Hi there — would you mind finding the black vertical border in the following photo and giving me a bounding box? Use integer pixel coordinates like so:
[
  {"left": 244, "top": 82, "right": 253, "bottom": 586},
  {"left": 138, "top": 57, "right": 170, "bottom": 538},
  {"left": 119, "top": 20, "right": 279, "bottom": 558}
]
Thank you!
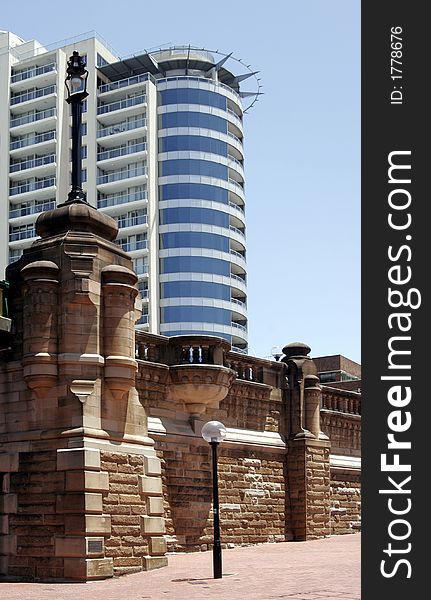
[{"left": 362, "top": 1, "right": 428, "bottom": 597}]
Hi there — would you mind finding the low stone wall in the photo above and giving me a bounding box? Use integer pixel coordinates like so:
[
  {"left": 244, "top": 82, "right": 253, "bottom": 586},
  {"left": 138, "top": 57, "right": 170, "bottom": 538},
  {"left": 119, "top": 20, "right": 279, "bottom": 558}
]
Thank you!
[
  {"left": 330, "top": 470, "right": 361, "bottom": 534},
  {"left": 5, "top": 450, "right": 65, "bottom": 580},
  {"left": 157, "top": 442, "right": 286, "bottom": 552}
]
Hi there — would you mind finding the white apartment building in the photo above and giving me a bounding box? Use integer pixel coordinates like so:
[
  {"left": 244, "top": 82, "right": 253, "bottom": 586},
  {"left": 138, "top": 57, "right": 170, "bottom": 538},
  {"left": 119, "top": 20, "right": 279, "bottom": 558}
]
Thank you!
[{"left": 0, "top": 31, "right": 258, "bottom": 351}]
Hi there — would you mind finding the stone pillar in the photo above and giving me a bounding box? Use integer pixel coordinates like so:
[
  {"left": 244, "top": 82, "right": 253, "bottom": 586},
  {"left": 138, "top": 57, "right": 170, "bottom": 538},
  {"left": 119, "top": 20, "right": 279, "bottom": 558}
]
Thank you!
[
  {"left": 0, "top": 201, "right": 166, "bottom": 581},
  {"left": 283, "top": 343, "right": 331, "bottom": 540},
  {"left": 21, "top": 260, "right": 59, "bottom": 404},
  {"left": 101, "top": 265, "right": 146, "bottom": 442}
]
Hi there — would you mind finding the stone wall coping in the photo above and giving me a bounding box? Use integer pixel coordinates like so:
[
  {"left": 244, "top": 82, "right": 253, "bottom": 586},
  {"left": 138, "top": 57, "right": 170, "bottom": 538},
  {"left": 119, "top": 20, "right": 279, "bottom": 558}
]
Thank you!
[
  {"left": 330, "top": 454, "right": 361, "bottom": 470},
  {"left": 321, "top": 409, "right": 361, "bottom": 421},
  {"left": 322, "top": 385, "right": 361, "bottom": 399},
  {"left": 147, "top": 416, "right": 285, "bottom": 448}
]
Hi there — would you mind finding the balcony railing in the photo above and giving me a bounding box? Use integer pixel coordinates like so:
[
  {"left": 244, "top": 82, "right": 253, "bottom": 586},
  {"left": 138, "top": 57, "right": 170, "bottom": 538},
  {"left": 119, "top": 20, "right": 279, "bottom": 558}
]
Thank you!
[
  {"left": 231, "top": 321, "right": 247, "bottom": 333},
  {"left": 231, "top": 273, "right": 246, "bottom": 285},
  {"left": 229, "top": 178, "right": 244, "bottom": 193},
  {"left": 9, "top": 200, "right": 55, "bottom": 219},
  {"left": 97, "top": 142, "right": 147, "bottom": 162},
  {"left": 322, "top": 392, "right": 361, "bottom": 415},
  {"left": 10, "top": 130, "right": 56, "bottom": 151},
  {"left": 228, "top": 155, "right": 244, "bottom": 169},
  {"left": 10, "top": 108, "right": 56, "bottom": 129},
  {"left": 99, "top": 73, "right": 151, "bottom": 94},
  {"left": 10, "top": 84, "right": 56, "bottom": 105},
  {"left": 227, "top": 108, "right": 243, "bottom": 123},
  {"left": 230, "top": 249, "right": 246, "bottom": 261},
  {"left": 231, "top": 297, "right": 246, "bottom": 308},
  {"left": 97, "top": 94, "right": 147, "bottom": 115},
  {"left": 10, "top": 154, "right": 56, "bottom": 173},
  {"left": 97, "top": 117, "right": 147, "bottom": 138},
  {"left": 97, "top": 166, "right": 147, "bottom": 185},
  {"left": 228, "top": 131, "right": 242, "bottom": 145},
  {"left": 230, "top": 225, "right": 245, "bottom": 237},
  {"left": 134, "top": 332, "right": 280, "bottom": 387},
  {"left": 9, "top": 177, "right": 56, "bottom": 196},
  {"left": 134, "top": 261, "right": 149, "bottom": 275},
  {"left": 137, "top": 313, "right": 149, "bottom": 325},
  {"left": 11, "top": 62, "right": 56, "bottom": 83},
  {"left": 9, "top": 227, "right": 37, "bottom": 242},
  {"left": 117, "top": 215, "right": 148, "bottom": 228},
  {"left": 118, "top": 240, "right": 148, "bottom": 252},
  {"left": 97, "top": 189, "right": 148, "bottom": 209},
  {"left": 229, "top": 200, "right": 245, "bottom": 213}
]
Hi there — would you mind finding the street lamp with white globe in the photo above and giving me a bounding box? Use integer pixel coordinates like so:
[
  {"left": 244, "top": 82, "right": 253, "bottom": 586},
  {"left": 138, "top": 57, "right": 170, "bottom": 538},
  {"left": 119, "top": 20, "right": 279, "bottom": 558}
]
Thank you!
[{"left": 201, "top": 420, "right": 227, "bottom": 579}]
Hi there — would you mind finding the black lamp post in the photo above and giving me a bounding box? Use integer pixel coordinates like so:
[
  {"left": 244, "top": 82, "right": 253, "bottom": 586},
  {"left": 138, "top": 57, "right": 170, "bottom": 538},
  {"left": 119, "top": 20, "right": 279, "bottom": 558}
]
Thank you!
[
  {"left": 65, "top": 51, "right": 89, "bottom": 204},
  {"left": 201, "top": 420, "right": 227, "bottom": 579}
]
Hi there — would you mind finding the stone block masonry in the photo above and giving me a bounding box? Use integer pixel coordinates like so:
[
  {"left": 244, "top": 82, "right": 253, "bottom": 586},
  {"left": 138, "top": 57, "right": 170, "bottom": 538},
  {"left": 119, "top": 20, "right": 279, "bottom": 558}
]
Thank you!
[
  {"left": 330, "top": 471, "right": 361, "bottom": 534},
  {"left": 158, "top": 443, "right": 286, "bottom": 552},
  {"left": 101, "top": 451, "right": 167, "bottom": 576},
  {"left": 0, "top": 198, "right": 361, "bottom": 581}
]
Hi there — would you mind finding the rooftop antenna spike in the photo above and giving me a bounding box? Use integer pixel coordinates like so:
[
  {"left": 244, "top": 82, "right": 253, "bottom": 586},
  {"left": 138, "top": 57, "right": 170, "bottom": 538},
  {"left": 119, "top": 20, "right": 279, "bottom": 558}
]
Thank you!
[{"left": 185, "top": 43, "right": 191, "bottom": 75}]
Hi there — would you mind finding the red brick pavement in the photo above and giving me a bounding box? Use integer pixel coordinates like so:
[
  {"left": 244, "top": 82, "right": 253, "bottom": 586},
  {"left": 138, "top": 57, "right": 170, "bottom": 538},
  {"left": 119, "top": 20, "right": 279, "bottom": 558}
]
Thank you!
[{"left": 0, "top": 534, "right": 360, "bottom": 600}]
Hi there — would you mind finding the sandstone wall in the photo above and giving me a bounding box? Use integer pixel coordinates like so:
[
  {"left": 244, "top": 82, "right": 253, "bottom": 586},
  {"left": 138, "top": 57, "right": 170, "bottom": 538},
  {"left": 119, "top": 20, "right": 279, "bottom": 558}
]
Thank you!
[
  {"left": 100, "top": 451, "right": 167, "bottom": 576},
  {"left": 330, "top": 470, "right": 361, "bottom": 534},
  {"left": 156, "top": 442, "right": 286, "bottom": 552}
]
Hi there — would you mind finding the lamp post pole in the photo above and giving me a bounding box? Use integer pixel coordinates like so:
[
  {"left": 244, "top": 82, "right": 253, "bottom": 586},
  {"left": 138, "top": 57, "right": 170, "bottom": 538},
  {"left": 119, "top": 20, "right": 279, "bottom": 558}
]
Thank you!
[
  {"left": 211, "top": 440, "right": 222, "bottom": 579},
  {"left": 201, "top": 420, "right": 226, "bottom": 579},
  {"left": 69, "top": 95, "right": 84, "bottom": 201},
  {"left": 65, "top": 51, "right": 89, "bottom": 204}
]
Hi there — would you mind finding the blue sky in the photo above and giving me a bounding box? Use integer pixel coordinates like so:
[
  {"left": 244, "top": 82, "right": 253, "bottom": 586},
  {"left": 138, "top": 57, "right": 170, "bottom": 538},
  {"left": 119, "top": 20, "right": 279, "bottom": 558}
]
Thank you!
[{"left": 2, "top": 0, "right": 360, "bottom": 362}]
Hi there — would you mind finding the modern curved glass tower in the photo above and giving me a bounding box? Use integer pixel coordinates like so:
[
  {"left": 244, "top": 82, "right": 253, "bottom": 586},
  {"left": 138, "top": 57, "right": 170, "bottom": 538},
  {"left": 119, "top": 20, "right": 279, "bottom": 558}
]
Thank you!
[
  {"left": 153, "top": 49, "right": 248, "bottom": 351},
  {"left": 1, "top": 34, "right": 259, "bottom": 353}
]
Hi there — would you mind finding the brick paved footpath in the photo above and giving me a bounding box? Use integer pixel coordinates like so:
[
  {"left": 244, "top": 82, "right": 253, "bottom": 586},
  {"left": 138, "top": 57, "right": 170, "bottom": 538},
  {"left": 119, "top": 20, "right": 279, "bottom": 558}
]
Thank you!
[{"left": 1, "top": 534, "right": 360, "bottom": 600}]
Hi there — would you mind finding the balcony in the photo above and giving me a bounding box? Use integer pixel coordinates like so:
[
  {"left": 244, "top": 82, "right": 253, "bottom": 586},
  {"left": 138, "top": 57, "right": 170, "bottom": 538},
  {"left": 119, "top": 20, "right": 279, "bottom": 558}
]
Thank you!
[
  {"left": 97, "top": 141, "right": 147, "bottom": 163},
  {"left": 97, "top": 189, "right": 148, "bottom": 209},
  {"left": 97, "top": 95, "right": 147, "bottom": 125},
  {"left": 228, "top": 178, "right": 245, "bottom": 202},
  {"left": 97, "top": 166, "right": 147, "bottom": 185},
  {"left": 9, "top": 227, "right": 37, "bottom": 242},
  {"left": 10, "top": 153, "right": 56, "bottom": 174},
  {"left": 10, "top": 84, "right": 56, "bottom": 106},
  {"left": 229, "top": 200, "right": 245, "bottom": 214},
  {"left": 117, "top": 239, "right": 148, "bottom": 253},
  {"left": 9, "top": 177, "right": 56, "bottom": 198},
  {"left": 230, "top": 248, "right": 246, "bottom": 261},
  {"left": 134, "top": 259, "right": 149, "bottom": 275},
  {"left": 97, "top": 94, "right": 147, "bottom": 115},
  {"left": 230, "top": 225, "right": 245, "bottom": 238},
  {"left": 98, "top": 73, "right": 151, "bottom": 95},
  {"left": 137, "top": 313, "right": 149, "bottom": 325},
  {"left": 9, "top": 200, "right": 56, "bottom": 220},
  {"left": 11, "top": 62, "right": 56, "bottom": 84},
  {"left": 97, "top": 166, "right": 147, "bottom": 193},
  {"left": 231, "top": 321, "right": 247, "bottom": 333},
  {"left": 97, "top": 118, "right": 147, "bottom": 143},
  {"left": 10, "top": 130, "right": 56, "bottom": 153},
  {"left": 231, "top": 297, "right": 247, "bottom": 308},
  {"left": 10, "top": 108, "right": 56, "bottom": 132},
  {"left": 117, "top": 215, "right": 148, "bottom": 229},
  {"left": 230, "top": 273, "right": 247, "bottom": 293},
  {"left": 227, "top": 108, "right": 243, "bottom": 130}
]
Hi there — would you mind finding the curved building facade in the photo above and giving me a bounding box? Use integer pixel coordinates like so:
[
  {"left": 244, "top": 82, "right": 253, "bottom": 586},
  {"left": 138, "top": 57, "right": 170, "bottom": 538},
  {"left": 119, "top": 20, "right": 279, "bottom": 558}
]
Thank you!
[{"left": 155, "top": 49, "right": 248, "bottom": 350}]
